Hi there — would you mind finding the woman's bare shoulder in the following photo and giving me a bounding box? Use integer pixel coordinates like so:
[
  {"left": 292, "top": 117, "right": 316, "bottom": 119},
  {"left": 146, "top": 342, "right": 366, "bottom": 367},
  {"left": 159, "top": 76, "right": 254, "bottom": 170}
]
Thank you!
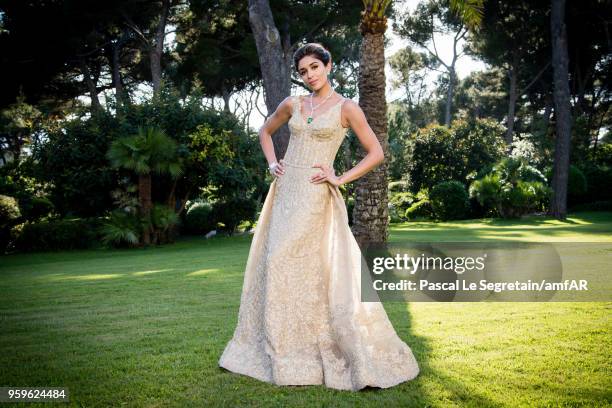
[
  {"left": 277, "top": 95, "right": 300, "bottom": 116},
  {"left": 340, "top": 98, "right": 361, "bottom": 128},
  {"left": 341, "top": 98, "right": 359, "bottom": 111}
]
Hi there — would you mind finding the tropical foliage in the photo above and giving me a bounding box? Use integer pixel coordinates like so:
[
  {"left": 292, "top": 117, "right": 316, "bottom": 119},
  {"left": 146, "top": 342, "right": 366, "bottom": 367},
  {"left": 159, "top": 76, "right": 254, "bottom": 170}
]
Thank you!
[{"left": 0, "top": 0, "right": 609, "bottom": 252}]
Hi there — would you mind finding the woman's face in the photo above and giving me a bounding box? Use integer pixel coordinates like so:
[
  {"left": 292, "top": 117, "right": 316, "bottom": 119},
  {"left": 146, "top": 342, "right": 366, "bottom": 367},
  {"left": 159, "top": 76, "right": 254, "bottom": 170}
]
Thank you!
[{"left": 297, "top": 54, "right": 331, "bottom": 92}]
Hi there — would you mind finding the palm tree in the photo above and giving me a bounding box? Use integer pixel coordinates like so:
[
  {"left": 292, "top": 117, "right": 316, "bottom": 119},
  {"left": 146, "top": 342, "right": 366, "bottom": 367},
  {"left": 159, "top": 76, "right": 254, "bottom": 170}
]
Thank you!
[
  {"left": 449, "top": 0, "right": 484, "bottom": 31},
  {"left": 352, "top": 0, "right": 393, "bottom": 250},
  {"left": 352, "top": 0, "right": 483, "bottom": 250},
  {"left": 107, "top": 126, "right": 183, "bottom": 245}
]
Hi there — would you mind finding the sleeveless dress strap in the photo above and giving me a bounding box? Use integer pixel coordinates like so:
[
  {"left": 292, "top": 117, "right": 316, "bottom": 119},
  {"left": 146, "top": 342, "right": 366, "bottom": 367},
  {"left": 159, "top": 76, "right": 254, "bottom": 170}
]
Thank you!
[
  {"left": 338, "top": 97, "right": 347, "bottom": 128},
  {"left": 293, "top": 95, "right": 303, "bottom": 117}
]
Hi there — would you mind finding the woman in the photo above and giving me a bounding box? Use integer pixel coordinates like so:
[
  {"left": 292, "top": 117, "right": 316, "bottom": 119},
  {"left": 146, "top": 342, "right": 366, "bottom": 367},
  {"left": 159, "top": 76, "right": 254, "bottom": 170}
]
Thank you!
[{"left": 218, "top": 43, "right": 420, "bottom": 391}]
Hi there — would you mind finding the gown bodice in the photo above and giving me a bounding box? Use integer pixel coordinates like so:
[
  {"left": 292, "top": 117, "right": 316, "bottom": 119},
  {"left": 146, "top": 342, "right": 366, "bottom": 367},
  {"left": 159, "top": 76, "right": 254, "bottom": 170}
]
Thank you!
[{"left": 283, "top": 95, "right": 349, "bottom": 169}]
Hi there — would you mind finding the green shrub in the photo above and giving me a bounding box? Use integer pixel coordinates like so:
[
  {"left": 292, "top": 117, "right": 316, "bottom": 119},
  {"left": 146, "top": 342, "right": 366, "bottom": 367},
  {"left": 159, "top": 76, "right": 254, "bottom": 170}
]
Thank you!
[
  {"left": 0, "top": 195, "right": 21, "bottom": 253},
  {"left": 149, "top": 204, "right": 179, "bottom": 230},
  {"left": 580, "top": 164, "right": 612, "bottom": 203},
  {"left": 468, "top": 173, "right": 501, "bottom": 216},
  {"left": 469, "top": 158, "right": 551, "bottom": 218},
  {"left": 405, "top": 199, "right": 433, "bottom": 220},
  {"left": 495, "top": 156, "right": 547, "bottom": 184},
  {"left": 544, "top": 164, "right": 587, "bottom": 206},
  {"left": 0, "top": 195, "right": 21, "bottom": 228},
  {"left": 100, "top": 210, "right": 142, "bottom": 248},
  {"left": 24, "top": 196, "right": 55, "bottom": 221},
  {"left": 388, "top": 202, "right": 404, "bottom": 223},
  {"left": 185, "top": 201, "right": 215, "bottom": 234},
  {"left": 405, "top": 119, "right": 506, "bottom": 194},
  {"left": 388, "top": 191, "right": 415, "bottom": 223},
  {"left": 568, "top": 165, "right": 587, "bottom": 195},
  {"left": 13, "top": 218, "right": 102, "bottom": 252},
  {"left": 389, "top": 191, "right": 414, "bottom": 208},
  {"left": 501, "top": 180, "right": 549, "bottom": 217},
  {"left": 567, "top": 165, "right": 588, "bottom": 207},
  {"left": 466, "top": 196, "right": 488, "bottom": 219},
  {"left": 430, "top": 181, "right": 469, "bottom": 220},
  {"left": 590, "top": 143, "right": 612, "bottom": 166},
  {"left": 388, "top": 180, "right": 409, "bottom": 192},
  {"left": 516, "top": 163, "right": 548, "bottom": 184},
  {"left": 212, "top": 197, "right": 257, "bottom": 235},
  {"left": 149, "top": 203, "right": 180, "bottom": 244},
  {"left": 389, "top": 210, "right": 402, "bottom": 223}
]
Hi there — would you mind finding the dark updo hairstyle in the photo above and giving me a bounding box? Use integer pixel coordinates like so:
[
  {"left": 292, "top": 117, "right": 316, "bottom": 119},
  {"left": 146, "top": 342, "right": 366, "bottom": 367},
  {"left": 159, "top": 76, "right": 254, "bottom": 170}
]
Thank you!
[{"left": 293, "top": 43, "right": 332, "bottom": 73}]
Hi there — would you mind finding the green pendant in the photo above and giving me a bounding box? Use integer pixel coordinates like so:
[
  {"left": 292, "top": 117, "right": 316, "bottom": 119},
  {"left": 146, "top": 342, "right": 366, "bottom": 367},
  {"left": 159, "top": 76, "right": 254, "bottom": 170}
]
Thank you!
[{"left": 307, "top": 116, "right": 313, "bottom": 124}]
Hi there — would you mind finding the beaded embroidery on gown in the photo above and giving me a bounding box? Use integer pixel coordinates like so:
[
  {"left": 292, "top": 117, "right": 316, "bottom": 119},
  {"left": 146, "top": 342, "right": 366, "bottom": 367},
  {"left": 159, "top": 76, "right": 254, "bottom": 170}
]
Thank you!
[{"left": 218, "top": 95, "right": 420, "bottom": 391}]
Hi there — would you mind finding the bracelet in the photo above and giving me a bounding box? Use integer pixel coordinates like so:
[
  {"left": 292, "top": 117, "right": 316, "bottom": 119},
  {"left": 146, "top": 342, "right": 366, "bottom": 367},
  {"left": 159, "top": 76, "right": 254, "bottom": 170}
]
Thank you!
[{"left": 268, "top": 161, "right": 279, "bottom": 174}]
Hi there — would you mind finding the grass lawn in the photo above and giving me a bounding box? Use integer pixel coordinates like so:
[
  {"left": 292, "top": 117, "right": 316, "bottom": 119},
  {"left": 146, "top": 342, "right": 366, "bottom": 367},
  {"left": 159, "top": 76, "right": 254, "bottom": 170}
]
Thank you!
[{"left": 1, "top": 211, "right": 610, "bottom": 407}]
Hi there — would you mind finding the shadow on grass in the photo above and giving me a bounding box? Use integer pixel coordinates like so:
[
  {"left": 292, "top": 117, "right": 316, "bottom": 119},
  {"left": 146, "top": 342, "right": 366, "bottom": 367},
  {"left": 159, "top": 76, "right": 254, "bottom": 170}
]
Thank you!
[
  {"left": 377, "top": 301, "right": 500, "bottom": 406},
  {"left": 389, "top": 211, "right": 612, "bottom": 243},
  {"left": 2, "top": 211, "right": 611, "bottom": 404}
]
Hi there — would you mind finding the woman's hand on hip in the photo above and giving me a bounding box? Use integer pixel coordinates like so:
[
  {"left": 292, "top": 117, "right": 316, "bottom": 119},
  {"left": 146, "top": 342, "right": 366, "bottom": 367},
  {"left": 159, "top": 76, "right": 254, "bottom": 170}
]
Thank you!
[
  {"left": 310, "top": 163, "right": 342, "bottom": 187},
  {"left": 269, "top": 159, "right": 286, "bottom": 177}
]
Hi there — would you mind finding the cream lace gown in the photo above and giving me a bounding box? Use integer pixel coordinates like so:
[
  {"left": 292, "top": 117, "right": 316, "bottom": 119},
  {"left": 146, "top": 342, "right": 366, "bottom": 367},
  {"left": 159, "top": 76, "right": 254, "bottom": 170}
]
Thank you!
[{"left": 218, "top": 95, "right": 420, "bottom": 391}]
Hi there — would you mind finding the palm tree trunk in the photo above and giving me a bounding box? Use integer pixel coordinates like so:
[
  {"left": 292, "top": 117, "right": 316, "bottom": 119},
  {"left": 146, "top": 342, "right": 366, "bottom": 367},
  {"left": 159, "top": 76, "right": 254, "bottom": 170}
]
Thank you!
[{"left": 353, "top": 6, "right": 390, "bottom": 251}]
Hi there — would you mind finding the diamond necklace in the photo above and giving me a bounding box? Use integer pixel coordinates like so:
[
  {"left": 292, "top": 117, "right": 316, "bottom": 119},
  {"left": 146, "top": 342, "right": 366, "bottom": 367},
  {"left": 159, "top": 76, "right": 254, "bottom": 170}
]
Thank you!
[{"left": 307, "top": 88, "right": 335, "bottom": 124}]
